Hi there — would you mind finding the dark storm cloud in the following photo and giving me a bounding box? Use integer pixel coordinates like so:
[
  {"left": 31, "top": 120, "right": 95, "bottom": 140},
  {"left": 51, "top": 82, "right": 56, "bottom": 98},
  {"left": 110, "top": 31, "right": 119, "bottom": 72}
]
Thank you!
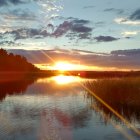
[
  {"left": 8, "top": 48, "right": 140, "bottom": 70},
  {"left": 94, "top": 36, "right": 120, "bottom": 42},
  {"left": 130, "top": 8, "right": 140, "bottom": 20},
  {"left": 0, "top": 0, "right": 26, "bottom": 6}
]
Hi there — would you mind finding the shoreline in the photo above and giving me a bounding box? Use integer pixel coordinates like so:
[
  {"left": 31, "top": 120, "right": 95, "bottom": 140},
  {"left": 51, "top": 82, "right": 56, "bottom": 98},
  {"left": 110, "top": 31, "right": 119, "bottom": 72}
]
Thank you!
[{"left": 0, "top": 70, "right": 140, "bottom": 81}]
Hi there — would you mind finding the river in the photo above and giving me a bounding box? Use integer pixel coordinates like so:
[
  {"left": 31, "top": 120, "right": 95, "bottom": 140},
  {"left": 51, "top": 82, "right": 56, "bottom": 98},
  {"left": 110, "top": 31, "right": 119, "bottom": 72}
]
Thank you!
[{"left": 0, "top": 76, "right": 140, "bottom": 140}]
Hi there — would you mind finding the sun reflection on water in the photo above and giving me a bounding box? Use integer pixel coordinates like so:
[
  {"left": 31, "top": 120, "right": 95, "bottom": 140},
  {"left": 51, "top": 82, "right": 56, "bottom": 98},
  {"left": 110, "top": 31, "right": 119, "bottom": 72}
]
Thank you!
[
  {"left": 37, "top": 75, "right": 82, "bottom": 85},
  {"left": 52, "top": 75, "right": 80, "bottom": 85}
]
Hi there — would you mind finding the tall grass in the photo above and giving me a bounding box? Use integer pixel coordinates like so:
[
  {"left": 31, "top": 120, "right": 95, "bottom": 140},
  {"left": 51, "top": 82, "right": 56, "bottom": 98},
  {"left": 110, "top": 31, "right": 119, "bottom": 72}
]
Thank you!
[{"left": 85, "top": 77, "right": 140, "bottom": 122}]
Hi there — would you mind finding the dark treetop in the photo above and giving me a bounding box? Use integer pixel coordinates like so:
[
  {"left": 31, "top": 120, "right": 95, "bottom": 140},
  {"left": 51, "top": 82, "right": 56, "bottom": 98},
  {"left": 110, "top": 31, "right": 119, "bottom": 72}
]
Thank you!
[{"left": 0, "top": 48, "right": 39, "bottom": 72}]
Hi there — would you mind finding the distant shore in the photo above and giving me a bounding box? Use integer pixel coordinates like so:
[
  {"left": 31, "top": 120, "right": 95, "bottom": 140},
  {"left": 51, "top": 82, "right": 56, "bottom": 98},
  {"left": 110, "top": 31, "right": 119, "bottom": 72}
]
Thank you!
[
  {"left": 1, "top": 70, "right": 140, "bottom": 82},
  {"left": 1, "top": 49, "right": 140, "bottom": 80},
  {"left": 39, "top": 70, "right": 140, "bottom": 78}
]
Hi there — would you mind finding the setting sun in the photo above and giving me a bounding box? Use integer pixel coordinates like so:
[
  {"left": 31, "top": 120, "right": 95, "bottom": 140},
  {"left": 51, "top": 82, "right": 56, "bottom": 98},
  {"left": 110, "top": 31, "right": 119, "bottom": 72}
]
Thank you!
[
  {"left": 53, "top": 61, "right": 79, "bottom": 71},
  {"left": 35, "top": 61, "right": 105, "bottom": 71}
]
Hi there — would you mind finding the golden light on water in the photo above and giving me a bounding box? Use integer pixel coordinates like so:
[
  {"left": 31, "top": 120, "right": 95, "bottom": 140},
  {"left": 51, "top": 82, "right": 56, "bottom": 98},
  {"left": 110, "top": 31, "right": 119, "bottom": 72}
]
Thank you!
[
  {"left": 37, "top": 75, "right": 82, "bottom": 85},
  {"left": 52, "top": 75, "right": 79, "bottom": 85}
]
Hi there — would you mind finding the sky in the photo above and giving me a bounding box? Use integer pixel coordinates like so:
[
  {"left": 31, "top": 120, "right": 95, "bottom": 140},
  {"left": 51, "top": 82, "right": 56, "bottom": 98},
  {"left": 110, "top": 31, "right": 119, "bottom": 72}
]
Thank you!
[{"left": 0, "top": 0, "right": 140, "bottom": 70}]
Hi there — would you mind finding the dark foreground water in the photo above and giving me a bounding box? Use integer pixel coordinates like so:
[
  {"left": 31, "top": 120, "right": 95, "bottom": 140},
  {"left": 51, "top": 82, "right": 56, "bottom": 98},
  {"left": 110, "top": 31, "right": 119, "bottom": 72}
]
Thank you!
[{"left": 0, "top": 76, "right": 140, "bottom": 140}]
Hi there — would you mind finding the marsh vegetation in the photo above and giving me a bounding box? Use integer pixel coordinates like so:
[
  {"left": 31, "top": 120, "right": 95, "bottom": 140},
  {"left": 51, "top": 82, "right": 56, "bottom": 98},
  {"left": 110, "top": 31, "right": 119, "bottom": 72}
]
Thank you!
[{"left": 85, "top": 77, "right": 140, "bottom": 122}]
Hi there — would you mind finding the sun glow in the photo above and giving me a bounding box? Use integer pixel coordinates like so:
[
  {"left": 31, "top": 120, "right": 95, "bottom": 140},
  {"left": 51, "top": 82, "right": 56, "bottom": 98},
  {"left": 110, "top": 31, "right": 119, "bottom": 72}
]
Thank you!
[
  {"left": 53, "top": 61, "right": 79, "bottom": 71},
  {"left": 35, "top": 62, "right": 105, "bottom": 71}
]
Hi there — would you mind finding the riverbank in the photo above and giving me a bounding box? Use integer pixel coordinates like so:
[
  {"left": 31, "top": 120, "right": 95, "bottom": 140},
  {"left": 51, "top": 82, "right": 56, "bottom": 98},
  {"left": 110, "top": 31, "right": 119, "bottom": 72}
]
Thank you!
[{"left": 1, "top": 70, "right": 140, "bottom": 82}]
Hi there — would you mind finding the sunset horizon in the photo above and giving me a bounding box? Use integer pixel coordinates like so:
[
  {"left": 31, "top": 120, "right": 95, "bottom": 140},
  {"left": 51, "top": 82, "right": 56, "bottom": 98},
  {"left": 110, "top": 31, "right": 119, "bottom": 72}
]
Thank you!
[
  {"left": 6, "top": 48, "right": 140, "bottom": 71},
  {"left": 0, "top": 0, "right": 140, "bottom": 72},
  {"left": 0, "top": 0, "right": 140, "bottom": 140}
]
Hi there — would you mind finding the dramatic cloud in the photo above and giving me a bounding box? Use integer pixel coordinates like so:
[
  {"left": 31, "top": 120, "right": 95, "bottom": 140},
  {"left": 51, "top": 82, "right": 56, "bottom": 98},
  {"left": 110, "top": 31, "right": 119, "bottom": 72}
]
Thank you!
[
  {"left": 0, "top": 18, "right": 93, "bottom": 45},
  {"left": 5, "top": 28, "right": 49, "bottom": 40},
  {"left": 52, "top": 21, "right": 72, "bottom": 37},
  {"left": 130, "top": 9, "right": 140, "bottom": 20},
  {"left": 94, "top": 36, "right": 119, "bottom": 42},
  {"left": 8, "top": 48, "right": 140, "bottom": 70},
  {"left": 52, "top": 19, "right": 92, "bottom": 39},
  {"left": 0, "top": 0, "right": 139, "bottom": 52}
]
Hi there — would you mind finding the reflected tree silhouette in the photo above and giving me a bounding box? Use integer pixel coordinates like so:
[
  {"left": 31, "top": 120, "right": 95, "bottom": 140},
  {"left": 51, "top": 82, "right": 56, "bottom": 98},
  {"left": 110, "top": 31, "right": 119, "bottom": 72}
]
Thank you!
[
  {"left": 0, "top": 78, "right": 36, "bottom": 101},
  {"left": 0, "top": 49, "right": 40, "bottom": 100}
]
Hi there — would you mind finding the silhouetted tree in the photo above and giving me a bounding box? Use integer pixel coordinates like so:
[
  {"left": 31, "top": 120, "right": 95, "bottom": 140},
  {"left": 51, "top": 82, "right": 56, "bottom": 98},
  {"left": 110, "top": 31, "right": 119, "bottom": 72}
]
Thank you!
[{"left": 0, "top": 48, "right": 39, "bottom": 72}]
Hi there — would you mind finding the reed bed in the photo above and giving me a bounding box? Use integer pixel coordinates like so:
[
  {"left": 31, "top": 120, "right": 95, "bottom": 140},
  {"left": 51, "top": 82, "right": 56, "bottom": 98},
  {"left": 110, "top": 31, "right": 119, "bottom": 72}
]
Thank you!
[{"left": 85, "top": 77, "right": 140, "bottom": 121}]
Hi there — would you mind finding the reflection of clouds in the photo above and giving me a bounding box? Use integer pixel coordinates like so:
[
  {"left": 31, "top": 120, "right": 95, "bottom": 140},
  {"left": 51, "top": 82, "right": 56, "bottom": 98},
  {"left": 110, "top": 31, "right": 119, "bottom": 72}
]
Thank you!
[
  {"left": 39, "top": 109, "right": 73, "bottom": 140},
  {"left": 0, "top": 77, "right": 92, "bottom": 139},
  {"left": 2, "top": 77, "right": 134, "bottom": 139}
]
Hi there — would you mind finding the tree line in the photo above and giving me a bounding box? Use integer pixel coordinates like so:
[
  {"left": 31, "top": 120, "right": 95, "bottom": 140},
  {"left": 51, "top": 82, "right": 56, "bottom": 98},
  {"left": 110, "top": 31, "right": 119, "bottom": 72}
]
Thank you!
[{"left": 0, "top": 48, "right": 39, "bottom": 72}]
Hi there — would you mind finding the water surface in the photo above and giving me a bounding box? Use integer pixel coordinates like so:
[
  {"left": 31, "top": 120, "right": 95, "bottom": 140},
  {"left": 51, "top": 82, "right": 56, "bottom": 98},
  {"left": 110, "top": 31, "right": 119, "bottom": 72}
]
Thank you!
[{"left": 0, "top": 76, "right": 140, "bottom": 140}]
